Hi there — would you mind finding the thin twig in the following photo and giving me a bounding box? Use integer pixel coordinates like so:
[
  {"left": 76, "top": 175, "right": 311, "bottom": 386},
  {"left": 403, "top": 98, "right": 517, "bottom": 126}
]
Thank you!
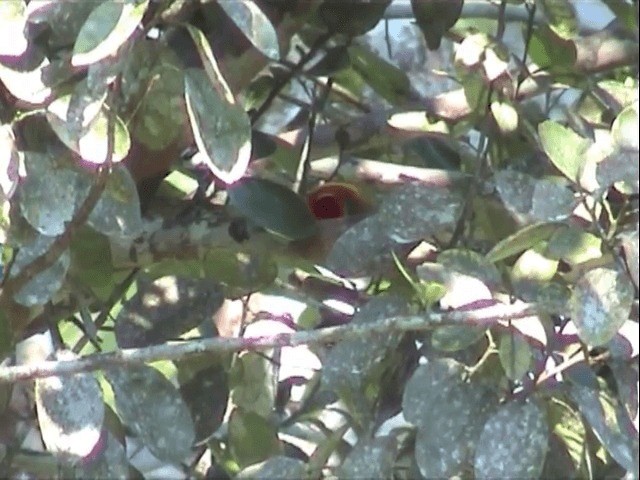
[
  {"left": 250, "top": 32, "right": 332, "bottom": 126},
  {"left": 293, "top": 78, "right": 333, "bottom": 195},
  {"left": 72, "top": 268, "right": 140, "bottom": 354}
]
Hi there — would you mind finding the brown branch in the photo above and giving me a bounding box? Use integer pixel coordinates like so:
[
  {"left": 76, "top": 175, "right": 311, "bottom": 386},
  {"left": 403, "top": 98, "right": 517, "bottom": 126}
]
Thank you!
[{"left": 0, "top": 301, "right": 538, "bottom": 383}]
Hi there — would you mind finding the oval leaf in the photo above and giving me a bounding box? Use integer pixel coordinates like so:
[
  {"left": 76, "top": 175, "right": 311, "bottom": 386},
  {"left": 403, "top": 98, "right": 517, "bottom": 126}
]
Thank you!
[
  {"left": 486, "top": 222, "right": 560, "bottom": 263},
  {"left": 114, "top": 275, "right": 224, "bottom": 348},
  {"left": 474, "top": 401, "right": 548, "bottom": 479},
  {"left": 184, "top": 68, "right": 252, "bottom": 184},
  {"left": 47, "top": 95, "right": 130, "bottom": 164},
  {"left": 538, "top": 121, "right": 591, "bottom": 183},
  {"left": 339, "top": 436, "right": 397, "bottom": 480},
  {"left": 237, "top": 456, "right": 306, "bottom": 480},
  {"left": 545, "top": 225, "right": 602, "bottom": 265},
  {"left": 19, "top": 152, "right": 82, "bottom": 236},
  {"left": 228, "top": 408, "right": 281, "bottom": 469},
  {"left": 72, "top": 0, "right": 148, "bottom": 66},
  {"left": 85, "top": 165, "right": 142, "bottom": 238},
  {"left": 105, "top": 364, "right": 195, "bottom": 464},
  {"left": 411, "top": 0, "right": 463, "bottom": 50},
  {"left": 570, "top": 267, "right": 635, "bottom": 346},
  {"left": 413, "top": 384, "right": 496, "bottom": 478},
  {"left": 403, "top": 358, "right": 466, "bottom": 428},
  {"left": 539, "top": 0, "right": 578, "bottom": 39},
  {"left": 11, "top": 234, "right": 71, "bottom": 307},
  {"left": 571, "top": 384, "right": 637, "bottom": 472},
  {"left": 227, "top": 177, "right": 317, "bottom": 240},
  {"left": 36, "top": 351, "right": 104, "bottom": 461},
  {"left": 498, "top": 332, "right": 533, "bottom": 381},
  {"left": 529, "top": 26, "right": 577, "bottom": 71},
  {"left": 218, "top": 1, "right": 279, "bottom": 59},
  {"left": 319, "top": 0, "right": 391, "bottom": 37}
]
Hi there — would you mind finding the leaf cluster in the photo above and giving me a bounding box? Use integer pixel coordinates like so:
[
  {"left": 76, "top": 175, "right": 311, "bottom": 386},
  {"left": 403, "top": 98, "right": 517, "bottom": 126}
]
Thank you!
[{"left": 0, "top": 1, "right": 638, "bottom": 479}]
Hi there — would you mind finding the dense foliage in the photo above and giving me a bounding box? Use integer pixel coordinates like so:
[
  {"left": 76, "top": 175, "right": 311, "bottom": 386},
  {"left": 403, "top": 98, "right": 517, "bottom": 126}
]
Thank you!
[{"left": 0, "top": 0, "right": 638, "bottom": 478}]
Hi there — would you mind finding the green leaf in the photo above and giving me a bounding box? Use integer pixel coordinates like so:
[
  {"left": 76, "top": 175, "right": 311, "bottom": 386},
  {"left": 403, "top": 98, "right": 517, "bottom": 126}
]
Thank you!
[
  {"left": 538, "top": 121, "right": 591, "bottom": 183},
  {"left": 227, "top": 177, "right": 317, "bottom": 241},
  {"left": 611, "top": 103, "right": 639, "bottom": 151},
  {"left": 10, "top": 234, "right": 71, "bottom": 307},
  {"left": 218, "top": 1, "right": 279, "bottom": 59},
  {"left": 230, "top": 352, "right": 276, "bottom": 418},
  {"left": 27, "top": 1, "right": 99, "bottom": 49},
  {"left": 545, "top": 226, "right": 602, "bottom": 265},
  {"left": 121, "top": 42, "right": 186, "bottom": 151},
  {"left": 184, "top": 68, "right": 252, "bottom": 184},
  {"left": 203, "top": 247, "right": 278, "bottom": 297},
  {"left": 618, "top": 229, "right": 639, "bottom": 290},
  {"left": 179, "top": 363, "right": 229, "bottom": 442},
  {"left": 431, "top": 325, "right": 487, "bottom": 352},
  {"left": 229, "top": 408, "right": 282, "bottom": 469},
  {"left": 69, "top": 227, "right": 115, "bottom": 291},
  {"left": 322, "top": 296, "right": 407, "bottom": 420},
  {"left": 511, "top": 245, "right": 559, "bottom": 301},
  {"left": 85, "top": 166, "right": 142, "bottom": 239},
  {"left": 570, "top": 267, "right": 635, "bottom": 346},
  {"left": 19, "top": 152, "right": 83, "bottom": 236},
  {"left": 544, "top": 397, "right": 587, "bottom": 478},
  {"left": 403, "top": 358, "right": 466, "bottom": 428},
  {"left": 486, "top": 222, "right": 561, "bottom": 263},
  {"left": 47, "top": 94, "right": 131, "bottom": 165},
  {"left": 348, "top": 44, "right": 412, "bottom": 105},
  {"left": 114, "top": 275, "right": 224, "bottom": 348},
  {"left": 35, "top": 352, "right": 105, "bottom": 459},
  {"left": 498, "top": 332, "right": 532, "bottom": 381},
  {"left": 392, "top": 251, "right": 444, "bottom": 308},
  {"left": 528, "top": 26, "right": 577, "bottom": 71},
  {"left": 404, "top": 359, "right": 497, "bottom": 478},
  {"left": 318, "top": 0, "right": 391, "bottom": 37},
  {"left": 411, "top": 0, "right": 463, "bottom": 50},
  {"left": 184, "top": 25, "right": 234, "bottom": 102},
  {"left": 490, "top": 101, "right": 519, "bottom": 134},
  {"left": 538, "top": 0, "right": 578, "bottom": 39},
  {"left": 72, "top": 0, "right": 148, "bottom": 66},
  {"left": 438, "top": 248, "right": 502, "bottom": 289},
  {"left": 339, "top": 437, "right": 397, "bottom": 479},
  {"left": 571, "top": 384, "right": 637, "bottom": 472},
  {"left": 105, "top": 364, "right": 196, "bottom": 464},
  {"left": 474, "top": 401, "right": 548, "bottom": 479},
  {"left": 237, "top": 457, "right": 306, "bottom": 480}
]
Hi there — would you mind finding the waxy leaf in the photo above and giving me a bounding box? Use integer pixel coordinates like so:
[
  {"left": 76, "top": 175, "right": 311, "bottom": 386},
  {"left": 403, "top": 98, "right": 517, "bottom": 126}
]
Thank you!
[
  {"left": 411, "top": 0, "right": 463, "bottom": 50},
  {"left": 47, "top": 94, "right": 130, "bottom": 164},
  {"left": 72, "top": 0, "right": 148, "bottom": 66},
  {"left": 36, "top": 351, "right": 104, "bottom": 461},
  {"left": 486, "top": 222, "right": 560, "bottom": 263},
  {"left": 105, "top": 364, "right": 195, "bottom": 464},
  {"left": 538, "top": 121, "right": 591, "bottom": 183},
  {"left": 219, "top": 1, "right": 279, "bottom": 59},
  {"left": 570, "top": 267, "right": 634, "bottom": 346},
  {"left": 474, "top": 401, "right": 548, "bottom": 479},
  {"left": 227, "top": 177, "right": 317, "bottom": 241},
  {"left": 10, "top": 234, "right": 70, "bottom": 307},
  {"left": 184, "top": 68, "right": 252, "bottom": 184}
]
